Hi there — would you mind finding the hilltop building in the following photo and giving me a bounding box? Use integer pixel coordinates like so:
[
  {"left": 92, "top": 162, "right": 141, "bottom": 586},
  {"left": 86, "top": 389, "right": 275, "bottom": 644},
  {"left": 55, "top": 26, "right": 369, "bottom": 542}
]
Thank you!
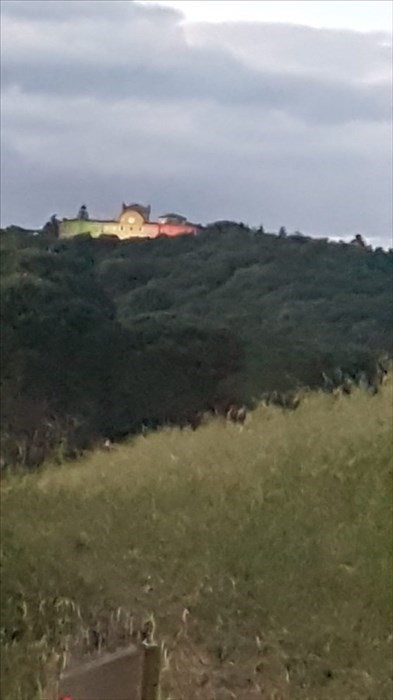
[{"left": 59, "top": 203, "right": 199, "bottom": 240}]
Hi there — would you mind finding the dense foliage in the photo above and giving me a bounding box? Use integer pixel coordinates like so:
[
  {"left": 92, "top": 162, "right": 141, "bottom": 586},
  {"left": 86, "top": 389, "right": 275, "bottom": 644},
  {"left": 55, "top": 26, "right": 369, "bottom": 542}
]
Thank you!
[{"left": 0, "top": 223, "right": 391, "bottom": 468}]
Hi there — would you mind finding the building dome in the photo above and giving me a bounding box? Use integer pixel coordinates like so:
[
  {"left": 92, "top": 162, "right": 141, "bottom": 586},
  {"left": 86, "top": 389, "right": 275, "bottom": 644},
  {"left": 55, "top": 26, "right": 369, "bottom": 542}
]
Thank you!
[{"left": 121, "top": 203, "right": 151, "bottom": 221}]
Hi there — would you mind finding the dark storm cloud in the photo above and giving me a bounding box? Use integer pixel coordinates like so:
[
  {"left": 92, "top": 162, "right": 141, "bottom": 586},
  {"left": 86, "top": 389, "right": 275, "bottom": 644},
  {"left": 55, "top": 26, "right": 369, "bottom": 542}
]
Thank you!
[{"left": 1, "top": 0, "right": 392, "bottom": 243}]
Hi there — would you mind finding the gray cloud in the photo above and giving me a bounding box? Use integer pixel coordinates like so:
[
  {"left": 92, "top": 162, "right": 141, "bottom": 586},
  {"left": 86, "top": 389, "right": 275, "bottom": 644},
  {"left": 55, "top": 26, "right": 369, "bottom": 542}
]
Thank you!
[
  {"left": 0, "top": 0, "right": 392, "bottom": 244},
  {"left": 1, "top": 1, "right": 390, "bottom": 124},
  {"left": 2, "top": 57, "right": 390, "bottom": 125},
  {"left": 186, "top": 21, "right": 392, "bottom": 81},
  {"left": 0, "top": 0, "right": 175, "bottom": 22}
]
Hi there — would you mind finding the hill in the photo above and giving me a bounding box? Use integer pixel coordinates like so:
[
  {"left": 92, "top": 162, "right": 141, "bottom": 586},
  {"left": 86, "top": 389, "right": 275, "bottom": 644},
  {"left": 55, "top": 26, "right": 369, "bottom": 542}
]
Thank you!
[
  {"left": 1, "top": 383, "right": 392, "bottom": 699},
  {"left": 0, "top": 223, "right": 392, "bottom": 468}
]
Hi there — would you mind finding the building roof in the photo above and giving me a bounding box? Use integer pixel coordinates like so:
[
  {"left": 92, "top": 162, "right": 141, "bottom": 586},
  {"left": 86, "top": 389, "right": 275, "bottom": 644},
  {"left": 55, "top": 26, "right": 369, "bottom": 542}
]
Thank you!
[
  {"left": 159, "top": 212, "right": 187, "bottom": 220},
  {"left": 62, "top": 218, "right": 116, "bottom": 224}
]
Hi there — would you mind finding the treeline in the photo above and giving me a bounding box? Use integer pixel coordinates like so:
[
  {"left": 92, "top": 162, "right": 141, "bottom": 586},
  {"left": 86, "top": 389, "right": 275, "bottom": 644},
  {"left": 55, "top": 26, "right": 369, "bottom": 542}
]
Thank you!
[{"left": 1, "top": 222, "right": 392, "bottom": 469}]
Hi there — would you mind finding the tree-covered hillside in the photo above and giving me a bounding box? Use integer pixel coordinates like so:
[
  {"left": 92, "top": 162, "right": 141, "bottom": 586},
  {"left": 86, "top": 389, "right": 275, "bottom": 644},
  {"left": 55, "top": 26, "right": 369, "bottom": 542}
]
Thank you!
[{"left": 1, "top": 223, "right": 391, "bottom": 468}]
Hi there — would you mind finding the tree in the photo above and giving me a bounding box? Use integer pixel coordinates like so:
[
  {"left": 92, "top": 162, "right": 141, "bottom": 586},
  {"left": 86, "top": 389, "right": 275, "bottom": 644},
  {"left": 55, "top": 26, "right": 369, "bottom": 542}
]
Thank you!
[
  {"left": 350, "top": 233, "right": 367, "bottom": 249},
  {"left": 42, "top": 215, "right": 59, "bottom": 238}
]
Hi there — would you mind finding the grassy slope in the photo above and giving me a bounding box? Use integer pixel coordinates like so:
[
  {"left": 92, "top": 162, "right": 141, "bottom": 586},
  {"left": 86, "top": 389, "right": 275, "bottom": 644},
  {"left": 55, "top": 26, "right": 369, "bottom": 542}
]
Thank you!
[{"left": 1, "top": 384, "right": 392, "bottom": 699}]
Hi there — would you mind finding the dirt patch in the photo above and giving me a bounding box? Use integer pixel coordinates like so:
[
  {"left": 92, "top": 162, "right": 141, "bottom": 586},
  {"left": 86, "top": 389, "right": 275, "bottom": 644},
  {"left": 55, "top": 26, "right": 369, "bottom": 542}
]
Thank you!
[{"left": 161, "top": 633, "right": 290, "bottom": 700}]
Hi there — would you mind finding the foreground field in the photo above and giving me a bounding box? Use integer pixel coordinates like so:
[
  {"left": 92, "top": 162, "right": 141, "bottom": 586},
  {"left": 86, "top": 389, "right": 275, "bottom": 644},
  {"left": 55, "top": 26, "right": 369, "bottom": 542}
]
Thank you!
[{"left": 1, "top": 384, "right": 392, "bottom": 699}]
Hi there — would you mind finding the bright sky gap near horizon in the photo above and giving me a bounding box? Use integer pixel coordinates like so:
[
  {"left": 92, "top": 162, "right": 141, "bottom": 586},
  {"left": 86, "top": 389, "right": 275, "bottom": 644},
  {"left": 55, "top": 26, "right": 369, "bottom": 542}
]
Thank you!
[
  {"left": 148, "top": 1, "right": 393, "bottom": 32},
  {"left": 0, "top": 0, "right": 392, "bottom": 246}
]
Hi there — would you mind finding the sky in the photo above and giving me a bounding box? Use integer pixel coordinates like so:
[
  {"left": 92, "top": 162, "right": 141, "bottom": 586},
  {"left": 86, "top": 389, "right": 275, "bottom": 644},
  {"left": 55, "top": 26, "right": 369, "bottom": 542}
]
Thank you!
[
  {"left": 1, "top": 0, "right": 392, "bottom": 245},
  {"left": 151, "top": 1, "right": 393, "bottom": 32}
]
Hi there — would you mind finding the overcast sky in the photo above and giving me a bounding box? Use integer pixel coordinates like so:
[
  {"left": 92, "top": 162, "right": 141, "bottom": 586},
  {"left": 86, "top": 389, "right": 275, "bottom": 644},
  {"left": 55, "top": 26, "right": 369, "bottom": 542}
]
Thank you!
[{"left": 1, "top": 0, "right": 392, "bottom": 245}]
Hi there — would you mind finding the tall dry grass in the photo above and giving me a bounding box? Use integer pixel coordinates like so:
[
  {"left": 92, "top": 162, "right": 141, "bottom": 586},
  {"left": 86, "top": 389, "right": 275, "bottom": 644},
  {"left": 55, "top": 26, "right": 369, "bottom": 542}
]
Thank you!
[{"left": 1, "top": 382, "right": 392, "bottom": 699}]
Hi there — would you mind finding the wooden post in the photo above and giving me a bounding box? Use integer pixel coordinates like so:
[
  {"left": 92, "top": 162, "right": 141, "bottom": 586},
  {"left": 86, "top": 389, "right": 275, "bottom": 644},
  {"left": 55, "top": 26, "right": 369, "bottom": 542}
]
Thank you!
[{"left": 141, "top": 644, "right": 161, "bottom": 700}]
